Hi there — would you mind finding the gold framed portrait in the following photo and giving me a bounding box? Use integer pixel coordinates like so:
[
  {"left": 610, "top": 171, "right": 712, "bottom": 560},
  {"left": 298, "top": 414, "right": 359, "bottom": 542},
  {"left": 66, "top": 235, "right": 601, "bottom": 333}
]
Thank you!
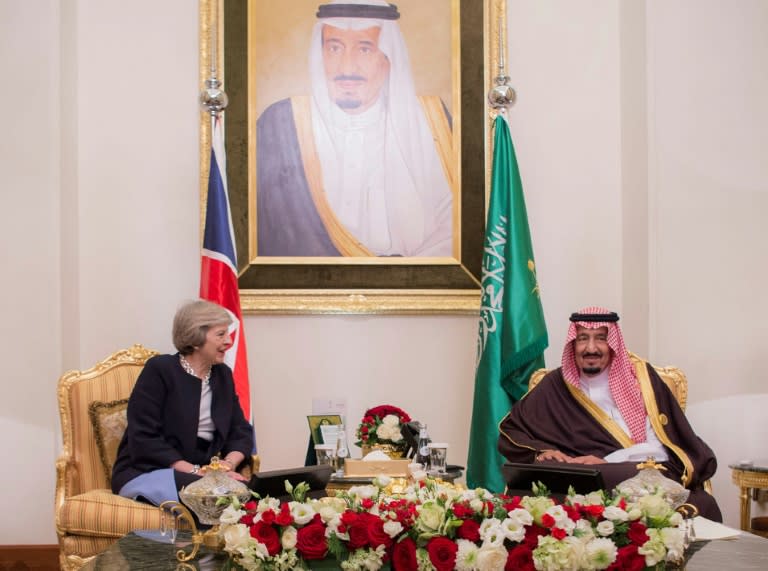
[{"left": 200, "top": 0, "right": 505, "bottom": 313}]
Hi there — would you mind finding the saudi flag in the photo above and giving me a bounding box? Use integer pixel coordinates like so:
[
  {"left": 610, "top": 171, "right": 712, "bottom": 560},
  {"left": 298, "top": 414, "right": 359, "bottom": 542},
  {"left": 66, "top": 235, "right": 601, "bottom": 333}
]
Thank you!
[{"left": 466, "top": 114, "right": 548, "bottom": 492}]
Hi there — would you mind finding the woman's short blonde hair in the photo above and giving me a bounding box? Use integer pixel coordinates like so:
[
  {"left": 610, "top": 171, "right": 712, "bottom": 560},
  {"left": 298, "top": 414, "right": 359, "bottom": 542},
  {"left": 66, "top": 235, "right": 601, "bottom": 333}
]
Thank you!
[{"left": 172, "top": 300, "right": 232, "bottom": 355}]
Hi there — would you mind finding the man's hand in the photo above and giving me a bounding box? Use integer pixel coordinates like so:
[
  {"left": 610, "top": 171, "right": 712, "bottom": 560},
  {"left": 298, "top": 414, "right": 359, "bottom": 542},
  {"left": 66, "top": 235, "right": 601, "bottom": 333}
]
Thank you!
[
  {"left": 535, "top": 450, "right": 574, "bottom": 463},
  {"left": 570, "top": 455, "right": 607, "bottom": 465}
]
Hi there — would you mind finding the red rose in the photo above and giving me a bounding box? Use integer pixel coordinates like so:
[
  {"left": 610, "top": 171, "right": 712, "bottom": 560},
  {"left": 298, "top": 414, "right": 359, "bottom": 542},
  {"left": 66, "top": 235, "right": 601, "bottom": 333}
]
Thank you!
[
  {"left": 367, "top": 516, "right": 393, "bottom": 549},
  {"left": 275, "top": 503, "right": 292, "bottom": 526},
  {"left": 243, "top": 500, "right": 258, "bottom": 511},
  {"left": 392, "top": 537, "right": 418, "bottom": 571},
  {"left": 260, "top": 509, "right": 276, "bottom": 525},
  {"left": 524, "top": 524, "right": 547, "bottom": 548},
  {"left": 627, "top": 521, "right": 649, "bottom": 545},
  {"left": 347, "top": 517, "right": 371, "bottom": 550},
  {"left": 427, "top": 536, "right": 458, "bottom": 571},
  {"left": 563, "top": 504, "right": 581, "bottom": 522},
  {"left": 607, "top": 544, "right": 645, "bottom": 571},
  {"left": 584, "top": 504, "right": 605, "bottom": 518},
  {"left": 551, "top": 527, "right": 567, "bottom": 540},
  {"left": 456, "top": 519, "right": 481, "bottom": 542},
  {"left": 541, "top": 513, "right": 556, "bottom": 528},
  {"left": 296, "top": 521, "right": 328, "bottom": 560},
  {"left": 506, "top": 544, "right": 535, "bottom": 571},
  {"left": 452, "top": 503, "right": 474, "bottom": 518},
  {"left": 249, "top": 521, "right": 280, "bottom": 556},
  {"left": 503, "top": 496, "right": 522, "bottom": 511}
]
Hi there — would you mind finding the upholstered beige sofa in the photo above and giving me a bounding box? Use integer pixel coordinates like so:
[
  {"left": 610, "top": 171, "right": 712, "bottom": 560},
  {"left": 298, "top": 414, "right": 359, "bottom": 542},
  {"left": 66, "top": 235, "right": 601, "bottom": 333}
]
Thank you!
[{"left": 55, "top": 344, "right": 260, "bottom": 570}]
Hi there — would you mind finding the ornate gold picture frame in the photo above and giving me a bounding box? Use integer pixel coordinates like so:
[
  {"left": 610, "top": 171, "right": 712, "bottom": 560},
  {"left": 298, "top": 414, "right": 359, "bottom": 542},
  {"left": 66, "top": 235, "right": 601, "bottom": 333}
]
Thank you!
[{"left": 200, "top": 0, "right": 504, "bottom": 314}]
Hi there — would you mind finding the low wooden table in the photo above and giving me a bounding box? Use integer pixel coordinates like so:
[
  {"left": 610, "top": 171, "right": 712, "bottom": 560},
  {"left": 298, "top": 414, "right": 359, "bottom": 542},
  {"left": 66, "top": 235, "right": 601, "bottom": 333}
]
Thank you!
[{"left": 730, "top": 459, "right": 768, "bottom": 533}]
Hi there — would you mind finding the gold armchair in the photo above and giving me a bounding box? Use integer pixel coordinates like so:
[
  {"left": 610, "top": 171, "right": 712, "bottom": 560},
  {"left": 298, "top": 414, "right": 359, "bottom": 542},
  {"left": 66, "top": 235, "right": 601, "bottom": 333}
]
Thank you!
[
  {"left": 55, "top": 345, "right": 162, "bottom": 570},
  {"left": 55, "top": 344, "right": 262, "bottom": 570}
]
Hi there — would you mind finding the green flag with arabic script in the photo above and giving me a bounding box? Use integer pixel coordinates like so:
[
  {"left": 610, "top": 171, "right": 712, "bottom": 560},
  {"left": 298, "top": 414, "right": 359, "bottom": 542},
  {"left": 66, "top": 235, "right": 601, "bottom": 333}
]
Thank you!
[{"left": 466, "top": 114, "right": 548, "bottom": 492}]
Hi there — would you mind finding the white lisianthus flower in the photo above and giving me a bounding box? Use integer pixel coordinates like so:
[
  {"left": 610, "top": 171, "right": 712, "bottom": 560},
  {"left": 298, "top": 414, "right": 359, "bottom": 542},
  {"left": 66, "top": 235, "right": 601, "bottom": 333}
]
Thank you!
[
  {"left": 281, "top": 526, "right": 297, "bottom": 550},
  {"left": 257, "top": 497, "right": 281, "bottom": 513},
  {"left": 389, "top": 428, "right": 403, "bottom": 443},
  {"left": 479, "top": 518, "right": 504, "bottom": 547},
  {"left": 627, "top": 508, "right": 642, "bottom": 521},
  {"left": 638, "top": 529, "right": 667, "bottom": 567},
  {"left": 500, "top": 517, "right": 526, "bottom": 543},
  {"left": 290, "top": 502, "right": 316, "bottom": 525},
  {"left": 507, "top": 507, "right": 534, "bottom": 528},
  {"left": 383, "top": 520, "right": 404, "bottom": 538},
  {"left": 316, "top": 503, "right": 343, "bottom": 524},
  {"left": 455, "top": 539, "right": 480, "bottom": 571},
  {"left": 661, "top": 527, "right": 686, "bottom": 563},
  {"left": 348, "top": 485, "right": 379, "bottom": 500},
  {"left": 584, "top": 537, "right": 617, "bottom": 570},
  {"left": 596, "top": 520, "right": 614, "bottom": 537},
  {"left": 476, "top": 543, "right": 509, "bottom": 571},
  {"left": 221, "top": 523, "right": 252, "bottom": 555},
  {"left": 602, "top": 505, "right": 629, "bottom": 522},
  {"left": 219, "top": 504, "right": 245, "bottom": 525},
  {"left": 545, "top": 505, "right": 576, "bottom": 533}
]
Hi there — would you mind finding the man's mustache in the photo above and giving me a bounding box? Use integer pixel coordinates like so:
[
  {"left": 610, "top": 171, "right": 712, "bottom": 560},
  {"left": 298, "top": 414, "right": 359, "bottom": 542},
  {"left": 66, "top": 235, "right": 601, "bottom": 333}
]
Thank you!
[
  {"left": 333, "top": 74, "right": 366, "bottom": 82},
  {"left": 581, "top": 351, "right": 602, "bottom": 358}
]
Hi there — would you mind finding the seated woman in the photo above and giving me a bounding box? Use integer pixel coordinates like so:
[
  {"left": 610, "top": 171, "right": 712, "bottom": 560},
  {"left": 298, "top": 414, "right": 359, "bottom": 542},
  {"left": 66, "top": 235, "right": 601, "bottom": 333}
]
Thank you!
[{"left": 111, "top": 299, "right": 254, "bottom": 506}]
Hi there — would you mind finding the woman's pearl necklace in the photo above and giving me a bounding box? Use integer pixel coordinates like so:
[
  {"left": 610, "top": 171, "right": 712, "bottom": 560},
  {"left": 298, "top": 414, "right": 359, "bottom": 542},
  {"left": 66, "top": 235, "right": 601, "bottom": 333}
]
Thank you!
[{"left": 179, "top": 355, "right": 212, "bottom": 384}]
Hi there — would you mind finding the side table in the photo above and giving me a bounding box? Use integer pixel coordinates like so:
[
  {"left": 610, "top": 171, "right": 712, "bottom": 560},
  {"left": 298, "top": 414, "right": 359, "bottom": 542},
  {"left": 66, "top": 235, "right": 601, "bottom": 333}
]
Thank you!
[{"left": 730, "top": 460, "right": 768, "bottom": 534}]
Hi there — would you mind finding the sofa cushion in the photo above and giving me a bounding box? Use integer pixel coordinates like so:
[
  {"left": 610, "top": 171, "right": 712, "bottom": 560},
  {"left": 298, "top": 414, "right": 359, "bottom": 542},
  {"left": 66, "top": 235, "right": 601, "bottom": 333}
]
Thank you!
[
  {"left": 57, "top": 489, "right": 163, "bottom": 538},
  {"left": 88, "top": 399, "right": 129, "bottom": 485}
]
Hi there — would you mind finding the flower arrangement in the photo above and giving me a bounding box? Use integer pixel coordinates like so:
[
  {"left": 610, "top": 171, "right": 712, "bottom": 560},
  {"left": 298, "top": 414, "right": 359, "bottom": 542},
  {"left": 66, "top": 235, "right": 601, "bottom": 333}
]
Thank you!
[
  {"left": 355, "top": 404, "right": 412, "bottom": 449},
  {"left": 219, "top": 476, "right": 689, "bottom": 571}
]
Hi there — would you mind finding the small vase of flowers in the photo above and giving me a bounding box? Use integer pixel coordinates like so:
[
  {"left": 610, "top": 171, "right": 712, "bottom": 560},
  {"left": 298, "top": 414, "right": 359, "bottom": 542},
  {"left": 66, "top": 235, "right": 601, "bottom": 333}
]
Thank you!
[{"left": 355, "top": 404, "right": 411, "bottom": 458}]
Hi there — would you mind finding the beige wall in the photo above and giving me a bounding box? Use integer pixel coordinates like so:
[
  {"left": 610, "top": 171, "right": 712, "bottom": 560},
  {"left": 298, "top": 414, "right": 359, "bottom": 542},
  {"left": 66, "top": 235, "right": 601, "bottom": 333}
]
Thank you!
[{"left": 1, "top": 0, "right": 766, "bottom": 544}]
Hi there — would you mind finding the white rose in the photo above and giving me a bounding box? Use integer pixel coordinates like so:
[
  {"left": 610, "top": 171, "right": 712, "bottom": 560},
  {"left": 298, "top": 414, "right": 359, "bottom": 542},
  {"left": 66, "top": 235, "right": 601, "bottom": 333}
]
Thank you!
[
  {"left": 281, "top": 526, "right": 297, "bottom": 550},
  {"left": 476, "top": 543, "right": 508, "bottom": 571},
  {"left": 596, "top": 520, "right": 614, "bottom": 537},
  {"left": 382, "top": 414, "right": 400, "bottom": 427},
  {"left": 219, "top": 504, "right": 245, "bottom": 525},
  {"left": 383, "top": 520, "right": 404, "bottom": 538},
  {"left": 222, "top": 523, "right": 251, "bottom": 554},
  {"left": 602, "top": 506, "right": 629, "bottom": 522}
]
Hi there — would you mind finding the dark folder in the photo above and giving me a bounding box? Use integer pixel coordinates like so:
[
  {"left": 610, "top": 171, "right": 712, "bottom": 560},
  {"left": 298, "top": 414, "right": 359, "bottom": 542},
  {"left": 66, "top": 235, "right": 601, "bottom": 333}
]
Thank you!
[
  {"left": 249, "top": 464, "right": 333, "bottom": 501},
  {"left": 502, "top": 462, "right": 605, "bottom": 496}
]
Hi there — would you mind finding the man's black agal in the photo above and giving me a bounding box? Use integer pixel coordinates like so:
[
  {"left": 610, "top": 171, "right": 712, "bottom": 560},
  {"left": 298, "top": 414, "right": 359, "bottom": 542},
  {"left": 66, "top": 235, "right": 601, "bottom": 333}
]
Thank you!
[
  {"left": 569, "top": 312, "right": 620, "bottom": 323},
  {"left": 316, "top": 3, "right": 400, "bottom": 20}
]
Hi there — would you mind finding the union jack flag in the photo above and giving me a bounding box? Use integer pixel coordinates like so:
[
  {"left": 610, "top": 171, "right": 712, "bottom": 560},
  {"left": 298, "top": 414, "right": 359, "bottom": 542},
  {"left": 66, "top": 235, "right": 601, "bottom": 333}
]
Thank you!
[{"left": 200, "top": 116, "right": 252, "bottom": 421}]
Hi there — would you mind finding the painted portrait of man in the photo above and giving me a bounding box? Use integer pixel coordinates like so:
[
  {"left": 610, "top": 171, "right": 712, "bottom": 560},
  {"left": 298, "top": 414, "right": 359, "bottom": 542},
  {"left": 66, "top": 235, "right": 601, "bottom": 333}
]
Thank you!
[{"left": 255, "top": 0, "right": 456, "bottom": 258}]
